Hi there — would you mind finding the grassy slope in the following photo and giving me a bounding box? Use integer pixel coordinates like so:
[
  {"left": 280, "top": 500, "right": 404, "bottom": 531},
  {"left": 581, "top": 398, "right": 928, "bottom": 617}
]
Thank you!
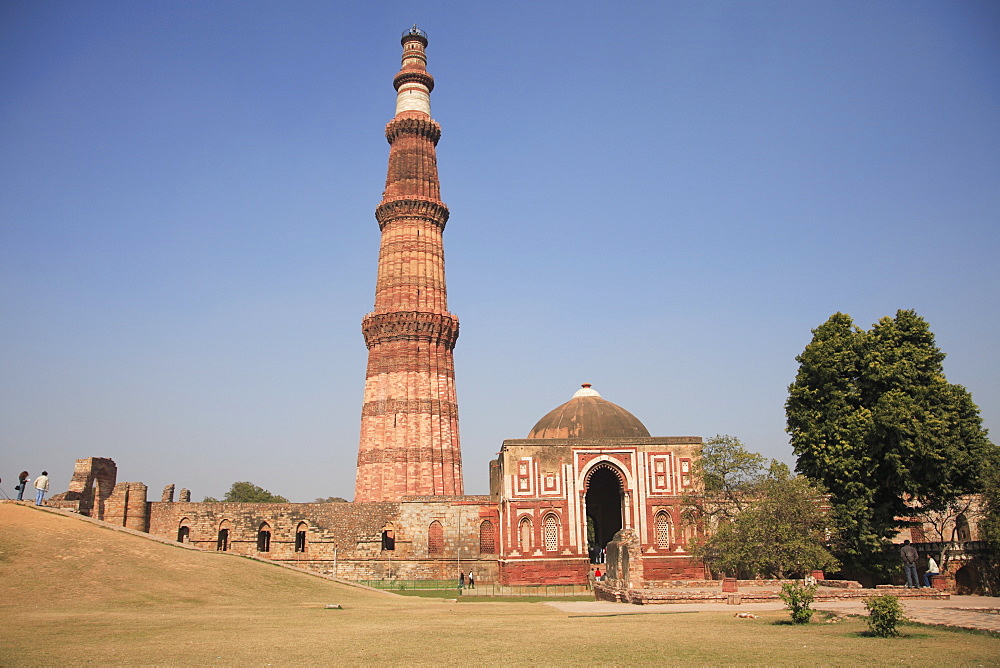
[{"left": 1, "top": 503, "right": 997, "bottom": 666}]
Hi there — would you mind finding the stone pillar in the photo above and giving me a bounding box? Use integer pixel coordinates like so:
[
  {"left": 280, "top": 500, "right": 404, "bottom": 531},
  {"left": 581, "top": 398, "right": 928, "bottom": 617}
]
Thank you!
[
  {"left": 179, "top": 488, "right": 191, "bottom": 502},
  {"left": 124, "top": 483, "right": 149, "bottom": 532},
  {"left": 605, "top": 528, "right": 642, "bottom": 590},
  {"left": 161, "top": 484, "right": 175, "bottom": 502},
  {"left": 104, "top": 482, "right": 149, "bottom": 532}
]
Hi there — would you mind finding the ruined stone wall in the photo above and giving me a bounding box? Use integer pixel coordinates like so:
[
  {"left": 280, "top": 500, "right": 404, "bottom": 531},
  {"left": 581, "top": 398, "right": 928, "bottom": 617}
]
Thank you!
[
  {"left": 47, "top": 457, "right": 117, "bottom": 518},
  {"left": 146, "top": 495, "right": 500, "bottom": 582}
]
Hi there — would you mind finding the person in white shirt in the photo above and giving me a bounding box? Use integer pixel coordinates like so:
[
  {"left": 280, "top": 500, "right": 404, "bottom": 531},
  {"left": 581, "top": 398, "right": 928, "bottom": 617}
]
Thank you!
[
  {"left": 34, "top": 471, "right": 49, "bottom": 506},
  {"left": 923, "top": 555, "right": 940, "bottom": 587}
]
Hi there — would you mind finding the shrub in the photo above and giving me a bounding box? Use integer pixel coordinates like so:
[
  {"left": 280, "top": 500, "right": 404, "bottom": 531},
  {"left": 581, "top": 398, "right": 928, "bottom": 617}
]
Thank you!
[
  {"left": 778, "top": 582, "right": 817, "bottom": 624},
  {"left": 864, "top": 594, "right": 906, "bottom": 637}
]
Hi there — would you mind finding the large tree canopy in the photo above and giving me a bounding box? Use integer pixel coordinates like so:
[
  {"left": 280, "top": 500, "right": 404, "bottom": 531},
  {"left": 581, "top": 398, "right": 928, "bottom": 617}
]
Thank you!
[{"left": 786, "top": 309, "right": 995, "bottom": 576}]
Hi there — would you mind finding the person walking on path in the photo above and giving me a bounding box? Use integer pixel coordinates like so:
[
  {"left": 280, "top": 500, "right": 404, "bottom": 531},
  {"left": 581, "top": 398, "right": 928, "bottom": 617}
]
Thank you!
[
  {"left": 923, "top": 555, "right": 940, "bottom": 587},
  {"left": 16, "top": 471, "right": 29, "bottom": 501},
  {"left": 34, "top": 471, "right": 49, "bottom": 506},
  {"left": 458, "top": 572, "right": 465, "bottom": 590},
  {"left": 900, "top": 539, "right": 920, "bottom": 588},
  {"left": 468, "top": 570, "right": 475, "bottom": 589}
]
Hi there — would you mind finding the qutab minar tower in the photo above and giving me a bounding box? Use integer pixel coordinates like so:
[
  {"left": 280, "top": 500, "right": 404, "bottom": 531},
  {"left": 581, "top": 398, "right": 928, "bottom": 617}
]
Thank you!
[{"left": 355, "top": 27, "right": 464, "bottom": 502}]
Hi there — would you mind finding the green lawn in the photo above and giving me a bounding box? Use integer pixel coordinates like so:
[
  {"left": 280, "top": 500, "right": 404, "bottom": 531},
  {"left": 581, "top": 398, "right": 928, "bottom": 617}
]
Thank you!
[{"left": 2, "top": 504, "right": 998, "bottom": 666}]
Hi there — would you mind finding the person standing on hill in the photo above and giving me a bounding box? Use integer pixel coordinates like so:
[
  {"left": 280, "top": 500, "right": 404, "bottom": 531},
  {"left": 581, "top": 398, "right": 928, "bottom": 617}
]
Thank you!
[
  {"left": 900, "top": 540, "right": 919, "bottom": 588},
  {"left": 16, "top": 471, "right": 29, "bottom": 501},
  {"left": 34, "top": 471, "right": 49, "bottom": 506}
]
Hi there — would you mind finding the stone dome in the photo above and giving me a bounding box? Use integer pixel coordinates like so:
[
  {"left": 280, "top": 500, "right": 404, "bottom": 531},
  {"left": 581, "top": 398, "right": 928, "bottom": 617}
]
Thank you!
[{"left": 527, "top": 384, "right": 651, "bottom": 439}]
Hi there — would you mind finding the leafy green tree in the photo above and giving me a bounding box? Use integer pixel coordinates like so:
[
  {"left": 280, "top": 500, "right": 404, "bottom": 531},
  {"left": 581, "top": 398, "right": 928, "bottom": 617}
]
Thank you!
[
  {"left": 689, "top": 436, "right": 839, "bottom": 578},
  {"left": 786, "top": 312, "right": 883, "bottom": 573},
  {"left": 203, "top": 481, "right": 288, "bottom": 503},
  {"left": 314, "top": 496, "right": 348, "bottom": 503},
  {"left": 787, "top": 310, "right": 995, "bottom": 577},
  {"left": 694, "top": 434, "right": 768, "bottom": 518}
]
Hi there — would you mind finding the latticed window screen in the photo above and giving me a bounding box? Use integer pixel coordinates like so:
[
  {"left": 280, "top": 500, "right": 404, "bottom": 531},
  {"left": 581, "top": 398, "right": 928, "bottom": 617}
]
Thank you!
[
  {"left": 428, "top": 520, "right": 444, "bottom": 554},
  {"left": 655, "top": 512, "right": 671, "bottom": 548},
  {"left": 543, "top": 515, "right": 559, "bottom": 552},
  {"left": 479, "top": 520, "right": 496, "bottom": 554}
]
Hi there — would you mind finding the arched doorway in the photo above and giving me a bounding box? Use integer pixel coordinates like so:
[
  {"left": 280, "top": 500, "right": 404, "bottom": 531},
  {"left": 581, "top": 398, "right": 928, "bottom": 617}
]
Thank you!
[
  {"left": 295, "top": 522, "right": 308, "bottom": 553},
  {"left": 257, "top": 522, "right": 271, "bottom": 552},
  {"left": 585, "top": 465, "right": 624, "bottom": 563}
]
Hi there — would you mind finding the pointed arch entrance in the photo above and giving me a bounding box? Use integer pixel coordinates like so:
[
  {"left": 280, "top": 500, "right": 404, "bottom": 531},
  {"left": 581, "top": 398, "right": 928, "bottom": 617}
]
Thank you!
[{"left": 584, "top": 464, "right": 624, "bottom": 563}]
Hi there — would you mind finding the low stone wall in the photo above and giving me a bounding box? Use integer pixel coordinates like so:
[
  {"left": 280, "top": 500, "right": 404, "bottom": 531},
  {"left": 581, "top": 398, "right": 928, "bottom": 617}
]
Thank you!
[
  {"left": 818, "top": 579, "right": 863, "bottom": 589},
  {"left": 594, "top": 582, "right": 949, "bottom": 605}
]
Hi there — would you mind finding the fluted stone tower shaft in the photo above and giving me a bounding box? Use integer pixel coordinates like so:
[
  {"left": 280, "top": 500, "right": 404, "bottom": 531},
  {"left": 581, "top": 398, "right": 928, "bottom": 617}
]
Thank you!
[{"left": 355, "top": 27, "right": 464, "bottom": 502}]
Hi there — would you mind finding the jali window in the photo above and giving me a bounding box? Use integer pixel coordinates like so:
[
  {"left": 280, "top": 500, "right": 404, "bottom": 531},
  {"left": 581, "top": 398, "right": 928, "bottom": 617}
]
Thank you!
[
  {"left": 654, "top": 511, "right": 671, "bottom": 549},
  {"left": 479, "top": 520, "right": 496, "bottom": 554},
  {"left": 543, "top": 514, "right": 559, "bottom": 552}
]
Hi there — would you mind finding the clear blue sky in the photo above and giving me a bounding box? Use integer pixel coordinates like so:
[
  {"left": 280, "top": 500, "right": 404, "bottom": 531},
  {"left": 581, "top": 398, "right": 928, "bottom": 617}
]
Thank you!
[{"left": 2, "top": 1, "right": 998, "bottom": 502}]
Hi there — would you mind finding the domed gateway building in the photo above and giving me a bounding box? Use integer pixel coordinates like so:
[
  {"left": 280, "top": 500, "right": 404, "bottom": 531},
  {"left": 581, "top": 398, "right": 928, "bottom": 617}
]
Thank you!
[{"left": 492, "top": 384, "right": 703, "bottom": 584}]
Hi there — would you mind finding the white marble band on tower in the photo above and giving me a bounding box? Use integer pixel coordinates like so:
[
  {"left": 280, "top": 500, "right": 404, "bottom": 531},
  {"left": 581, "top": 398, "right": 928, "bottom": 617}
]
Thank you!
[{"left": 395, "top": 83, "right": 431, "bottom": 115}]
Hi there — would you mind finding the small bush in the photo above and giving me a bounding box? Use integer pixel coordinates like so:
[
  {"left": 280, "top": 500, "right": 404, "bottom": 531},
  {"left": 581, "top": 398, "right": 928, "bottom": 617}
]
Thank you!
[
  {"left": 779, "top": 582, "right": 817, "bottom": 624},
  {"left": 864, "top": 594, "right": 906, "bottom": 637}
]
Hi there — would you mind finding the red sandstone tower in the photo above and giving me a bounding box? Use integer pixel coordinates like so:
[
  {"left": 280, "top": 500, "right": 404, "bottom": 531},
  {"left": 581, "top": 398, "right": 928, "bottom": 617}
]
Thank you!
[{"left": 355, "top": 27, "right": 464, "bottom": 502}]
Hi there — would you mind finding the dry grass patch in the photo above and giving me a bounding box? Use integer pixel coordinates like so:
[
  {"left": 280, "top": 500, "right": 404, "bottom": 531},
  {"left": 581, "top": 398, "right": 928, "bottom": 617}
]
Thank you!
[{"left": 2, "top": 504, "right": 998, "bottom": 666}]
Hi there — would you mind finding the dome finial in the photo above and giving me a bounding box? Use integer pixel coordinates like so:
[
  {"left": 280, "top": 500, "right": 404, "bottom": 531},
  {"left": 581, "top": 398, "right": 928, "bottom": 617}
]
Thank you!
[{"left": 573, "top": 383, "right": 601, "bottom": 398}]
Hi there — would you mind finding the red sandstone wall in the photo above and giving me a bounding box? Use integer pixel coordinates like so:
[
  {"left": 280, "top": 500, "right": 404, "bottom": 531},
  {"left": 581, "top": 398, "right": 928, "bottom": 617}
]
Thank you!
[
  {"left": 500, "top": 559, "right": 590, "bottom": 585},
  {"left": 641, "top": 555, "right": 705, "bottom": 581}
]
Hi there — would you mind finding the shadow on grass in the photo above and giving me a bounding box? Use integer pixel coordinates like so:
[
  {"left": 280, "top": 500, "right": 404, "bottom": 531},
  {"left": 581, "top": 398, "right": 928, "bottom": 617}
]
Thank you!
[
  {"left": 567, "top": 611, "right": 700, "bottom": 618},
  {"left": 846, "top": 631, "right": 931, "bottom": 639}
]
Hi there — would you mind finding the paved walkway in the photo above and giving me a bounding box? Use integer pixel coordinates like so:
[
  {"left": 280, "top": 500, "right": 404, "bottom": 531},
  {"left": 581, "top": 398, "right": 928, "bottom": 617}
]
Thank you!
[{"left": 547, "top": 595, "right": 1000, "bottom": 633}]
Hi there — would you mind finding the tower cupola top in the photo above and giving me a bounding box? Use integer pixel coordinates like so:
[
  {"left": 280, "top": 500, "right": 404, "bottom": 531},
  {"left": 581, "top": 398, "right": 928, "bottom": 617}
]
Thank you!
[{"left": 402, "top": 25, "right": 428, "bottom": 46}]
